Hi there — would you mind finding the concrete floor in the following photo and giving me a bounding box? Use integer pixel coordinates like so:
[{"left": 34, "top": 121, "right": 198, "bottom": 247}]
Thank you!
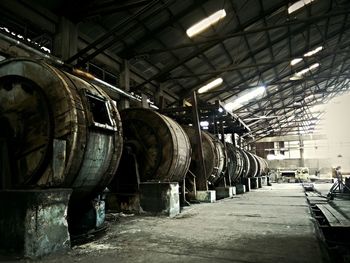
[{"left": 31, "top": 184, "right": 327, "bottom": 263}]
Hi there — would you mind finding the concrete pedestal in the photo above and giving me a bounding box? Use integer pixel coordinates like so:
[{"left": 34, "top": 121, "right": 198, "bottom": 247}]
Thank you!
[
  {"left": 243, "top": 178, "right": 251, "bottom": 192},
  {"left": 261, "top": 176, "right": 268, "bottom": 186},
  {"left": 0, "top": 189, "right": 72, "bottom": 259},
  {"left": 195, "top": 190, "right": 216, "bottom": 203},
  {"left": 235, "top": 184, "right": 246, "bottom": 194},
  {"left": 139, "top": 182, "right": 180, "bottom": 217},
  {"left": 250, "top": 177, "right": 258, "bottom": 189},
  {"left": 105, "top": 192, "right": 140, "bottom": 213},
  {"left": 257, "top": 177, "right": 262, "bottom": 188},
  {"left": 215, "top": 186, "right": 236, "bottom": 199}
]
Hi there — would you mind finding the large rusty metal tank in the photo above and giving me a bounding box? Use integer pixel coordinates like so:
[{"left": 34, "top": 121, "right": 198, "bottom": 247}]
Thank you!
[
  {"left": 113, "top": 108, "right": 191, "bottom": 182},
  {"left": 238, "top": 148, "right": 250, "bottom": 178},
  {"left": 0, "top": 58, "right": 123, "bottom": 201},
  {"left": 226, "top": 143, "right": 244, "bottom": 182},
  {"left": 245, "top": 151, "right": 259, "bottom": 177},
  {"left": 256, "top": 156, "right": 268, "bottom": 176},
  {"left": 182, "top": 126, "right": 225, "bottom": 185}
]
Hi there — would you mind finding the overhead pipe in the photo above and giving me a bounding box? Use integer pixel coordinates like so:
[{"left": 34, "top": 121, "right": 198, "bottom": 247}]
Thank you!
[
  {"left": 0, "top": 32, "right": 64, "bottom": 65},
  {"left": 0, "top": 32, "right": 158, "bottom": 108}
]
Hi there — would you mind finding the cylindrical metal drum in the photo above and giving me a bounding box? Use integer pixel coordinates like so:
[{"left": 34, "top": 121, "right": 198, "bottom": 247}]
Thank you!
[
  {"left": 226, "top": 143, "right": 244, "bottom": 182},
  {"left": 182, "top": 126, "right": 225, "bottom": 185},
  {"left": 254, "top": 156, "right": 263, "bottom": 177},
  {"left": 258, "top": 157, "right": 269, "bottom": 176},
  {"left": 255, "top": 154, "right": 261, "bottom": 177},
  {"left": 245, "top": 151, "right": 258, "bottom": 177},
  {"left": 206, "top": 132, "right": 226, "bottom": 182},
  {"left": 116, "top": 108, "right": 191, "bottom": 182},
  {"left": 238, "top": 148, "right": 250, "bottom": 178},
  {"left": 0, "top": 58, "right": 123, "bottom": 201}
]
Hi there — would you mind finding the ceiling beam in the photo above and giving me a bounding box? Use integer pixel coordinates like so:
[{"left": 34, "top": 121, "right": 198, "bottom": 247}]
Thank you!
[
  {"left": 133, "top": 9, "right": 350, "bottom": 56},
  {"left": 132, "top": 1, "right": 292, "bottom": 90}
]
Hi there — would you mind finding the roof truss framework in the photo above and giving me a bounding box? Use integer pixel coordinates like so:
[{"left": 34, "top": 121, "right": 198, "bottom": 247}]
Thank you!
[{"left": 1, "top": 0, "right": 350, "bottom": 138}]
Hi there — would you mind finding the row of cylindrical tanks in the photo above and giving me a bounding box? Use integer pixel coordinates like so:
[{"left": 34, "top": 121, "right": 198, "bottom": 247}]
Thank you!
[
  {"left": 0, "top": 59, "right": 268, "bottom": 204},
  {"left": 112, "top": 108, "right": 269, "bottom": 193}
]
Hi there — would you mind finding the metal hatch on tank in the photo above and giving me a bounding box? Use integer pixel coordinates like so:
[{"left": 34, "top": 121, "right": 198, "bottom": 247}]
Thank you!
[{"left": 0, "top": 58, "right": 123, "bottom": 203}]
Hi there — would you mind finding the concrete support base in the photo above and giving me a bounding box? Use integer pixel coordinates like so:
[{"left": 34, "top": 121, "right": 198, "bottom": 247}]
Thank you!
[
  {"left": 258, "top": 177, "right": 262, "bottom": 188},
  {"left": 235, "top": 184, "right": 246, "bottom": 194},
  {"left": 0, "top": 189, "right": 72, "bottom": 259},
  {"left": 243, "top": 178, "right": 251, "bottom": 192},
  {"left": 105, "top": 192, "right": 140, "bottom": 213},
  {"left": 139, "top": 182, "right": 180, "bottom": 217},
  {"left": 250, "top": 177, "right": 258, "bottom": 189},
  {"left": 261, "top": 176, "right": 268, "bottom": 186},
  {"left": 195, "top": 190, "right": 216, "bottom": 203},
  {"left": 215, "top": 186, "right": 236, "bottom": 199}
]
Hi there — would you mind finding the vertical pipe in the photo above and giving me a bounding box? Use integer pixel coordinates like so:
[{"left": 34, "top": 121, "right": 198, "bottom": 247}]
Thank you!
[
  {"left": 119, "top": 59, "right": 131, "bottom": 110},
  {"left": 299, "top": 135, "right": 305, "bottom": 167},
  {"left": 220, "top": 121, "right": 229, "bottom": 187},
  {"left": 191, "top": 91, "right": 207, "bottom": 191},
  {"left": 232, "top": 133, "right": 237, "bottom": 147}
]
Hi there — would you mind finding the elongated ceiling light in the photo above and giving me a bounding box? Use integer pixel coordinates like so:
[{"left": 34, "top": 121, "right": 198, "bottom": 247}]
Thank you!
[
  {"left": 198, "top": 77, "right": 223, "bottom": 93},
  {"left": 290, "top": 46, "right": 323, "bottom": 66},
  {"left": 290, "top": 63, "right": 320, "bottom": 80},
  {"left": 186, "top": 9, "right": 226, "bottom": 37},
  {"left": 224, "top": 86, "right": 266, "bottom": 111},
  {"left": 304, "top": 46, "right": 323, "bottom": 57},
  {"left": 291, "top": 58, "right": 303, "bottom": 66},
  {"left": 295, "top": 63, "right": 320, "bottom": 76},
  {"left": 288, "top": 0, "right": 315, "bottom": 14}
]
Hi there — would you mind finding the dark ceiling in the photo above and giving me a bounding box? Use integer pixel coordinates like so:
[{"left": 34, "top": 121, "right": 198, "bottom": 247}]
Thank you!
[{"left": 1, "top": 0, "right": 350, "bottom": 141}]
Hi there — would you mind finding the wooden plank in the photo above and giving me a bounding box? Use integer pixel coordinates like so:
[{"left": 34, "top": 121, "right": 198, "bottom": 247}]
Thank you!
[{"left": 316, "top": 204, "right": 350, "bottom": 227}]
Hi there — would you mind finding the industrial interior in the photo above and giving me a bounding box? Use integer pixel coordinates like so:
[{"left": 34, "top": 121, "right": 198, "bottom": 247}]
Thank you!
[{"left": 0, "top": 0, "right": 350, "bottom": 262}]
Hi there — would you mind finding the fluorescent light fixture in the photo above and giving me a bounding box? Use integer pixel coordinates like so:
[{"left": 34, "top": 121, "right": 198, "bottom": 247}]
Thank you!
[
  {"left": 291, "top": 58, "right": 302, "bottom": 66},
  {"left": 288, "top": 0, "right": 315, "bottom": 14},
  {"left": 295, "top": 63, "right": 320, "bottom": 76},
  {"left": 304, "top": 46, "right": 323, "bottom": 57},
  {"left": 291, "top": 63, "right": 320, "bottom": 80},
  {"left": 224, "top": 86, "right": 266, "bottom": 111},
  {"left": 290, "top": 46, "right": 323, "bottom": 66},
  {"left": 289, "top": 74, "right": 302, "bottom": 80},
  {"left": 186, "top": 9, "right": 226, "bottom": 37},
  {"left": 235, "top": 86, "right": 265, "bottom": 104},
  {"left": 198, "top": 77, "right": 223, "bottom": 93},
  {"left": 200, "top": 121, "right": 209, "bottom": 127}
]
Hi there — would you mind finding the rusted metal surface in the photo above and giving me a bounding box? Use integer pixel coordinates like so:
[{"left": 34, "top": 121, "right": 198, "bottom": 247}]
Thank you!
[
  {"left": 183, "top": 126, "right": 225, "bottom": 186},
  {"left": 206, "top": 132, "right": 226, "bottom": 183},
  {"left": 236, "top": 149, "right": 268, "bottom": 178},
  {"left": 245, "top": 151, "right": 259, "bottom": 177},
  {"left": 226, "top": 143, "right": 244, "bottom": 183},
  {"left": 0, "top": 58, "right": 123, "bottom": 202},
  {"left": 116, "top": 108, "right": 191, "bottom": 182}
]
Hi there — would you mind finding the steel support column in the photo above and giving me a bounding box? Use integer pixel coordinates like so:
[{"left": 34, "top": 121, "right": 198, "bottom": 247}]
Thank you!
[{"left": 191, "top": 91, "right": 207, "bottom": 191}]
